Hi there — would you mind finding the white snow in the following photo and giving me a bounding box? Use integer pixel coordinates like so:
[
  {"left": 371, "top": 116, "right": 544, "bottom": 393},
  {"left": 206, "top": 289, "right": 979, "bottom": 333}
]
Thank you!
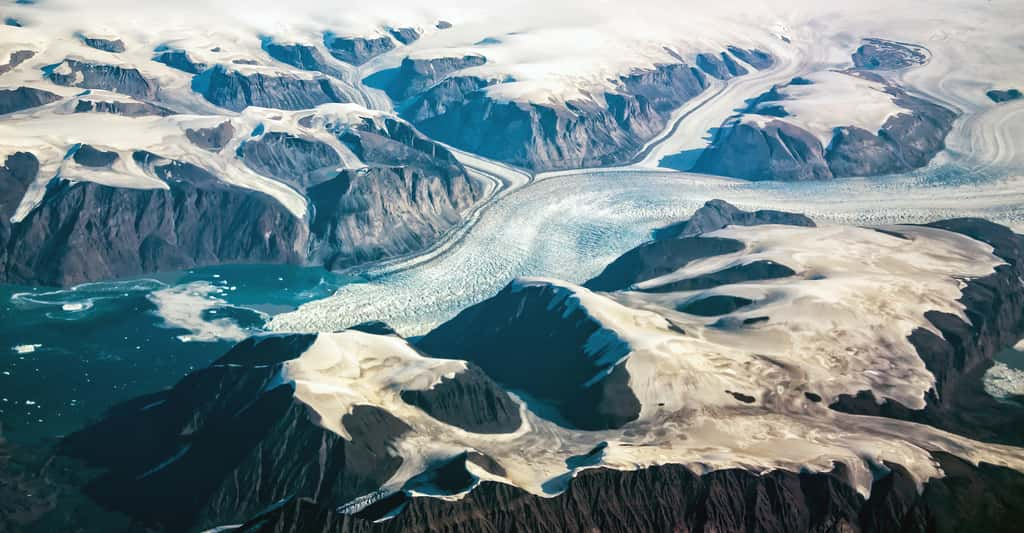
[{"left": 741, "top": 70, "right": 907, "bottom": 145}]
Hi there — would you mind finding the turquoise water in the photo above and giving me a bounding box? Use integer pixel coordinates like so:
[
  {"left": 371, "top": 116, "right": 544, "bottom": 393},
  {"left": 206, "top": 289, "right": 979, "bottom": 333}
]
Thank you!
[{"left": 0, "top": 264, "right": 357, "bottom": 444}]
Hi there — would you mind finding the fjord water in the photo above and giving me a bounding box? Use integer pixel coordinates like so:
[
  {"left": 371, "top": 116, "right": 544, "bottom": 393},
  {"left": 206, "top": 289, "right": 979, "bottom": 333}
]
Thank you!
[
  {"left": 0, "top": 265, "right": 357, "bottom": 443},
  {"left": 2, "top": 164, "right": 1023, "bottom": 443}
]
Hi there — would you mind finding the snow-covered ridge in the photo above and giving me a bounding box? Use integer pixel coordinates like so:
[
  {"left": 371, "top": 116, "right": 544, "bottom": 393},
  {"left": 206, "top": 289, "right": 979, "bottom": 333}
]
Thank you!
[{"left": 267, "top": 222, "right": 1019, "bottom": 505}]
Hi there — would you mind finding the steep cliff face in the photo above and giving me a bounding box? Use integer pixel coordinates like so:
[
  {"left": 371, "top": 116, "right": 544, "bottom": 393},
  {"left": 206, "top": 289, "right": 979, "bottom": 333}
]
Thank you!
[
  {"left": 1, "top": 159, "right": 308, "bottom": 287},
  {"left": 690, "top": 57, "right": 956, "bottom": 180},
  {"left": 399, "top": 51, "right": 759, "bottom": 171},
  {"left": 831, "top": 219, "right": 1024, "bottom": 446},
  {"left": 323, "top": 33, "right": 395, "bottom": 66},
  {"left": 42, "top": 207, "right": 1024, "bottom": 532},
  {"left": 307, "top": 165, "right": 477, "bottom": 270},
  {"left": 419, "top": 280, "right": 643, "bottom": 430},
  {"left": 374, "top": 55, "right": 487, "bottom": 101},
  {"left": 0, "top": 86, "right": 61, "bottom": 114},
  {"left": 192, "top": 65, "right": 348, "bottom": 111},
  {"left": 45, "top": 59, "right": 157, "bottom": 99},
  {"left": 0, "top": 105, "right": 483, "bottom": 286},
  {"left": 236, "top": 453, "right": 1024, "bottom": 533},
  {"left": 58, "top": 334, "right": 417, "bottom": 532}
]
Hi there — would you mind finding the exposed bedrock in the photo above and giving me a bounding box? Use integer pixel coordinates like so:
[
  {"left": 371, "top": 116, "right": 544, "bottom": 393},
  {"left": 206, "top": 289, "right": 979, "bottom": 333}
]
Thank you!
[
  {"left": 987, "top": 88, "right": 1022, "bottom": 103},
  {"left": 262, "top": 39, "right": 341, "bottom": 77},
  {"left": 306, "top": 164, "right": 479, "bottom": 270},
  {"left": 152, "top": 48, "right": 207, "bottom": 74},
  {"left": 192, "top": 64, "right": 348, "bottom": 111},
  {"left": 339, "top": 116, "right": 467, "bottom": 180},
  {"left": 45, "top": 59, "right": 157, "bottom": 100},
  {"left": 73, "top": 98, "right": 174, "bottom": 116},
  {"left": 0, "top": 152, "right": 40, "bottom": 273},
  {"left": 79, "top": 35, "right": 126, "bottom": 53},
  {"left": 399, "top": 363, "right": 522, "bottom": 434},
  {"left": 418, "top": 281, "right": 642, "bottom": 430},
  {"left": 692, "top": 83, "right": 956, "bottom": 180},
  {"left": 851, "top": 38, "right": 928, "bottom": 70},
  {"left": 239, "top": 131, "right": 341, "bottom": 189},
  {"left": 653, "top": 198, "right": 816, "bottom": 240},
  {"left": 401, "top": 56, "right": 724, "bottom": 171},
  {"left": 0, "top": 157, "right": 308, "bottom": 286},
  {"left": 371, "top": 55, "right": 487, "bottom": 102},
  {"left": 185, "top": 121, "right": 234, "bottom": 151},
  {"left": 586, "top": 199, "right": 812, "bottom": 292},
  {"left": 323, "top": 33, "right": 395, "bottom": 66},
  {"left": 0, "top": 49, "right": 35, "bottom": 75},
  {"left": 832, "top": 218, "right": 1024, "bottom": 446},
  {"left": 0, "top": 86, "right": 61, "bottom": 114},
  {"left": 57, "top": 333, "right": 415, "bottom": 532},
  {"left": 238, "top": 453, "right": 1024, "bottom": 533},
  {"left": 696, "top": 51, "right": 748, "bottom": 80}
]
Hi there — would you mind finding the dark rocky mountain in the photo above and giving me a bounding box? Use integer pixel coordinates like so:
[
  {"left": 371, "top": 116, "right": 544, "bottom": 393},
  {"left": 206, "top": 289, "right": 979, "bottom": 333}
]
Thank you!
[
  {"left": 192, "top": 65, "right": 349, "bottom": 111},
  {"left": 653, "top": 198, "right": 815, "bottom": 240},
  {"left": 45, "top": 59, "right": 157, "bottom": 100},
  {"left": 987, "top": 88, "right": 1022, "bottom": 103},
  {"left": 419, "top": 280, "right": 643, "bottom": 430},
  {"left": 324, "top": 33, "right": 396, "bottom": 66},
  {"left": 0, "top": 114, "right": 484, "bottom": 286},
  {"left": 397, "top": 48, "right": 769, "bottom": 171},
  {"left": 28, "top": 203, "right": 1024, "bottom": 531},
  {"left": 0, "top": 86, "right": 61, "bottom": 114},
  {"left": 234, "top": 453, "right": 1024, "bottom": 533},
  {"left": 691, "top": 73, "right": 956, "bottom": 180}
]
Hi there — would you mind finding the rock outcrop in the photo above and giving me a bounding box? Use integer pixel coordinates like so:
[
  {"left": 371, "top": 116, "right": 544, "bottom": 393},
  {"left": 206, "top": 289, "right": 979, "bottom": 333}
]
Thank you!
[
  {"left": 45, "top": 59, "right": 157, "bottom": 100},
  {"left": 0, "top": 86, "right": 61, "bottom": 114},
  {"left": 831, "top": 218, "right": 1024, "bottom": 447},
  {"left": 399, "top": 52, "right": 764, "bottom": 171},
  {"left": 1, "top": 157, "right": 308, "bottom": 286},
  {"left": 419, "top": 281, "right": 643, "bottom": 430},
  {"left": 323, "top": 33, "right": 394, "bottom": 66},
  {"left": 691, "top": 75, "right": 956, "bottom": 180},
  {"left": 192, "top": 65, "right": 348, "bottom": 111}
]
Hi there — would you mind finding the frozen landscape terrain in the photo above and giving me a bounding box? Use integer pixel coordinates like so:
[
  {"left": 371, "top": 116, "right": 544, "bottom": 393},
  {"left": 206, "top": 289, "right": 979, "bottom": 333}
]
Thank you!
[{"left": 2, "top": 0, "right": 1024, "bottom": 531}]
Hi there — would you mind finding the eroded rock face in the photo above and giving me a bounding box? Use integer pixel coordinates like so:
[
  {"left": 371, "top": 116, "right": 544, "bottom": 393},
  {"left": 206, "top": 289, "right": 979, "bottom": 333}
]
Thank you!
[
  {"left": 692, "top": 119, "right": 832, "bottom": 181},
  {"left": 418, "top": 281, "right": 643, "bottom": 430},
  {"left": 306, "top": 165, "right": 478, "bottom": 270},
  {"left": 185, "top": 121, "right": 234, "bottom": 151},
  {"left": 80, "top": 35, "right": 126, "bottom": 53},
  {"left": 323, "top": 33, "right": 394, "bottom": 65},
  {"left": 400, "top": 57, "right": 728, "bottom": 171},
  {"left": 73, "top": 98, "right": 174, "bottom": 116},
  {"left": 692, "top": 79, "right": 956, "bottom": 181},
  {"left": 0, "top": 86, "right": 61, "bottom": 114},
  {"left": 153, "top": 49, "right": 207, "bottom": 74},
  {"left": 46, "top": 59, "right": 157, "bottom": 100},
  {"left": 852, "top": 38, "right": 928, "bottom": 70},
  {"left": 239, "top": 131, "right": 340, "bottom": 188},
  {"left": 400, "top": 364, "right": 522, "bottom": 434},
  {"left": 831, "top": 218, "right": 1024, "bottom": 447},
  {"left": 234, "top": 453, "right": 1024, "bottom": 533},
  {"left": 376, "top": 55, "right": 487, "bottom": 101},
  {"left": 58, "top": 334, "right": 417, "bottom": 532},
  {"left": 262, "top": 39, "right": 340, "bottom": 77},
  {"left": 653, "top": 198, "right": 816, "bottom": 240},
  {"left": 192, "top": 65, "right": 347, "bottom": 111},
  {"left": 0, "top": 158, "right": 308, "bottom": 286},
  {"left": 0, "top": 49, "right": 35, "bottom": 75}
]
